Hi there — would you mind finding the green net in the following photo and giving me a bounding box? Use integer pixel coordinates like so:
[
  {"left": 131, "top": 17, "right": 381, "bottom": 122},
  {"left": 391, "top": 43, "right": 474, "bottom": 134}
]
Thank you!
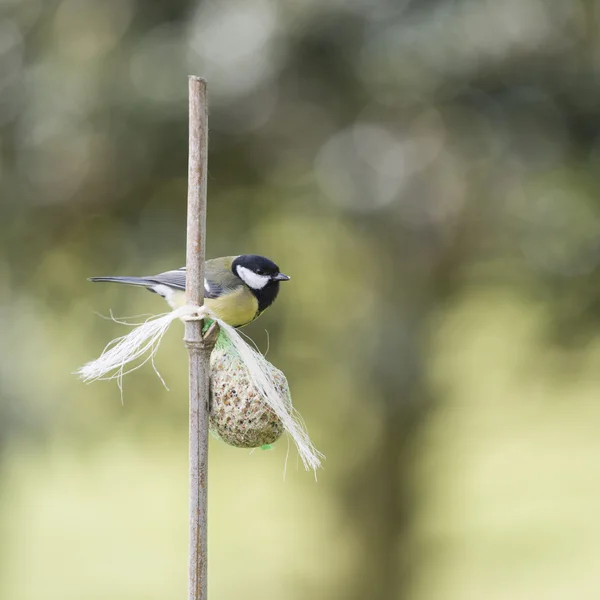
[{"left": 209, "top": 331, "right": 291, "bottom": 449}]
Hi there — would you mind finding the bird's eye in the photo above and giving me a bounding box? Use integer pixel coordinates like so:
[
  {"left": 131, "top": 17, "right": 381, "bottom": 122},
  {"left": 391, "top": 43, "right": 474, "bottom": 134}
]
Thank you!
[{"left": 255, "top": 268, "right": 264, "bottom": 275}]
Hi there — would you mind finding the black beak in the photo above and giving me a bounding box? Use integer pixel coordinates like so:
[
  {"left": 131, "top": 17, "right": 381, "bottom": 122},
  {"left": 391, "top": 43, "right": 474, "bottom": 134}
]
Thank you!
[{"left": 272, "top": 272, "right": 290, "bottom": 281}]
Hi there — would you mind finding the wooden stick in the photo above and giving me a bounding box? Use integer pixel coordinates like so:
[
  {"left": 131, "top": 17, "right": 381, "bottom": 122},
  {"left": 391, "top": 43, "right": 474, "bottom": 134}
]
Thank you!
[{"left": 184, "top": 76, "right": 217, "bottom": 600}]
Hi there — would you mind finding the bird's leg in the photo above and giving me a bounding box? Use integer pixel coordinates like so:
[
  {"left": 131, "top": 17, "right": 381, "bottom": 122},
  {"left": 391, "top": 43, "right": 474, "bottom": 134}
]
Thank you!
[{"left": 202, "top": 320, "right": 220, "bottom": 346}]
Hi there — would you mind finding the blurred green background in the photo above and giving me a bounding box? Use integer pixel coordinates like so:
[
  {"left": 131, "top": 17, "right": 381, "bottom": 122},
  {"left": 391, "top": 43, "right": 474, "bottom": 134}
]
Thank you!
[{"left": 2, "top": 0, "right": 600, "bottom": 598}]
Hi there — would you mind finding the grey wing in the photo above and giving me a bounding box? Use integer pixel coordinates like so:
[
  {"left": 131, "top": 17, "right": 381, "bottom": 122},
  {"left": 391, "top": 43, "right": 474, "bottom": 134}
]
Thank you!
[{"left": 151, "top": 268, "right": 223, "bottom": 299}]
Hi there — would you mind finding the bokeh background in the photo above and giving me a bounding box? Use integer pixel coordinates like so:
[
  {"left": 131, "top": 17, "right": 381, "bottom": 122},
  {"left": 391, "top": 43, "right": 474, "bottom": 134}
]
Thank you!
[{"left": 2, "top": 0, "right": 600, "bottom": 598}]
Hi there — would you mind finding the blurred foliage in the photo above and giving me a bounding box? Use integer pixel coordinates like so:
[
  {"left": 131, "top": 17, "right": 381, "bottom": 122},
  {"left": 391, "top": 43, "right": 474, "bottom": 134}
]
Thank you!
[{"left": 1, "top": 0, "right": 600, "bottom": 598}]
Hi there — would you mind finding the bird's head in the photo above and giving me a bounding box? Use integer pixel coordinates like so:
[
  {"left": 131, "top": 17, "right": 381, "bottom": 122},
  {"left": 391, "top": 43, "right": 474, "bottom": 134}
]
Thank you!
[{"left": 232, "top": 255, "right": 290, "bottom": 291}]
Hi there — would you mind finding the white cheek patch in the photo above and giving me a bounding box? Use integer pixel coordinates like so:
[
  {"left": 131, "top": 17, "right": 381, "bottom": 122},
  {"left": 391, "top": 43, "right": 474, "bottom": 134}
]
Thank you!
[{"left": 236, "top": 266, "right": 270, "bottom": 290}]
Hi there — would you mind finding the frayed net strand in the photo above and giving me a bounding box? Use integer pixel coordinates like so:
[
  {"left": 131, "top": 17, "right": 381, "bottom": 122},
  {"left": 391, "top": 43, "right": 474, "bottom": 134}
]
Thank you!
[{"left": 76, "top": 305, "right": 323, "bottom": 472}]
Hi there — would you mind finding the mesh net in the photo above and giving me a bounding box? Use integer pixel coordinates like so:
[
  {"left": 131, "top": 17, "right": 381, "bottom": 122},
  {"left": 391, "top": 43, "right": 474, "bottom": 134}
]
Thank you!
[{"left": 209, "top": 334, "right": 289, "bottom": 448}]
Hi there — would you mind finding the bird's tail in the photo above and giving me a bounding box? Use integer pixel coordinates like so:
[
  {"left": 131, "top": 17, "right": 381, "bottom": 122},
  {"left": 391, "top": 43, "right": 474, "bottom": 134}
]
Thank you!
[{"left": 88, "top": 276, "right": 155, "bottom": 287}]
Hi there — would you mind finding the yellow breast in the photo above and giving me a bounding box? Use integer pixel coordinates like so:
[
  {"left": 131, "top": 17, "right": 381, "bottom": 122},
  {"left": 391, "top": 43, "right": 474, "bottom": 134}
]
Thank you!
[
  {"left": 205, "top": 287, "right": 259, "bottom": 328},
  {"left": 162, "top": 286, "right": 259, "bottom": 328}
]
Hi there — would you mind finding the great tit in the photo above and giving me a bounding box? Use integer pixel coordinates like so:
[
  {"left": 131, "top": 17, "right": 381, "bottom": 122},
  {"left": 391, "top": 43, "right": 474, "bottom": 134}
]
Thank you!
[{"left": 89, "top": 254, "right": 290, "bottom": 328}]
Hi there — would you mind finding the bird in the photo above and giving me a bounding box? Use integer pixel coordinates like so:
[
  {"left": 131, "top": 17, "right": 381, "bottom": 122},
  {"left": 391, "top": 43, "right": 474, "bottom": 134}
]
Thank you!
[{"left": 89, "top": 254, "right": 290, "bottom": 328}]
